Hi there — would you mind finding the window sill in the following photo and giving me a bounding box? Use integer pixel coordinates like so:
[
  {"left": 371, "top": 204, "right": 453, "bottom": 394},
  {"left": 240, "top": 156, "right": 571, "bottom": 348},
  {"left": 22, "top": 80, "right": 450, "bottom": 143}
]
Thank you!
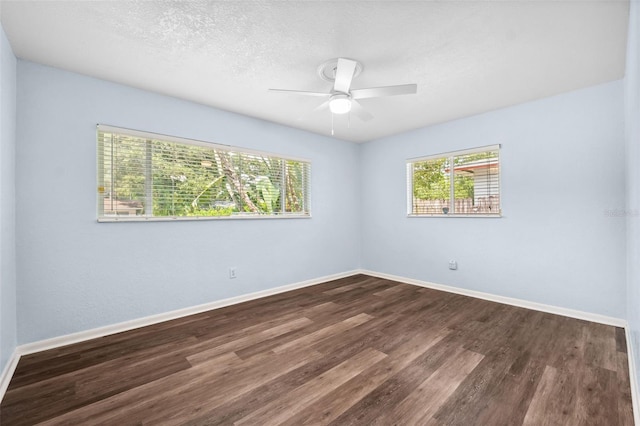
[
  {"left": 98, "top": 214, "right": 311, "bottom": 223},
  {"left": 407, "top": 213, "right": 501, "bottom": 218}
]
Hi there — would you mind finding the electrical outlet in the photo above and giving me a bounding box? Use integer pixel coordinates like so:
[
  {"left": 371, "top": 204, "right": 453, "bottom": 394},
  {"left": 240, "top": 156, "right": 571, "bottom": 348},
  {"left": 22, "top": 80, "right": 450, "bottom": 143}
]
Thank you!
[
  {"left": 229, "top": 267, "right": 237, "bottom": 279},
  {"left": 448, "top": 260, "right": 457, "bottom": 270}
]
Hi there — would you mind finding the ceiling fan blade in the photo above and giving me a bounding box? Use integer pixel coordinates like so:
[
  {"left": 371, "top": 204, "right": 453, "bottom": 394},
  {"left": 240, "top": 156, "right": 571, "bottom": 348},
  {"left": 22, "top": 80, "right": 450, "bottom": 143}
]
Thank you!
[
  {"left": 269, "top": 89, "right": 330, "bottom": 97},
  {"left": 333, "top": 58, "right": 357, "bottom": 93},
  {"left": 351, "top": 83, "right": 417, "bottom": 100},
  {"left": 313, "top": 100, "right": 331, "bottom": 112},
  {"left": 295, "top": 100, "right": 330, "bottom": 122},
  {"left": 350, "top": 100, "right": 374, "bottom": 122}
]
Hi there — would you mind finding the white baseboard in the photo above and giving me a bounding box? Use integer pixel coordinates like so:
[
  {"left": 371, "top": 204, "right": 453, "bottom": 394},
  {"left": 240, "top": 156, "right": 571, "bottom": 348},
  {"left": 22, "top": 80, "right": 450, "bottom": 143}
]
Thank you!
[
  {"left": 625, "top": 327, "right": 640, "bottom": 425},
  {"left": 17, "top": 270, "right": 360, "bottom": 357},
  {"left": 0, "top": 347, "right": 20, "bottom": 402},
  {"left": 357, "top": 269, "right": 626, "bottom": 327}
]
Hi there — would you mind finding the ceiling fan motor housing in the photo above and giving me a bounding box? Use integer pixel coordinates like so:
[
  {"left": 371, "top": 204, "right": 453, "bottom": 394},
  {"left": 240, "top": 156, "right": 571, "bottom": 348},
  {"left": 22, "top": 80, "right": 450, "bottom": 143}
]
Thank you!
[{"left": 318, "top": 58, "right": 363, "bottom": 83}]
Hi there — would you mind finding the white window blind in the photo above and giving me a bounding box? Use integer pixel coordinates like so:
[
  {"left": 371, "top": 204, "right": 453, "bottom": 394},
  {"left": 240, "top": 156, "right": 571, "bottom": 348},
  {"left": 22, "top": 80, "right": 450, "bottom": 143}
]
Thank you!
[
  {"left": 97, "top": 125, "right": 310, "bottom": 221},
  {"left": 407, "top": 145, "right": 501, "bottom": 217}
]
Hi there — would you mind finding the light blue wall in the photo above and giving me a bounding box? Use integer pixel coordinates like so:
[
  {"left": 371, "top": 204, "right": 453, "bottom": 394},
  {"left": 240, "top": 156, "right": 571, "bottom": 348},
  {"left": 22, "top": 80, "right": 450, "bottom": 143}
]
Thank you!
[
  {"left": 361, "top": 81, "right": 627, "bottom": 318},
  {"left": 625, "top": 0, "right": 640, "bottom": 391},
  {"left": 9, "top": 42, "right": 633, "bottom": 346},
  {"left": 15, "top": 61, "right": 361, "bottom": 344},
  {"left": 0, "top": 25, "right": 17, "bottom": 372}
]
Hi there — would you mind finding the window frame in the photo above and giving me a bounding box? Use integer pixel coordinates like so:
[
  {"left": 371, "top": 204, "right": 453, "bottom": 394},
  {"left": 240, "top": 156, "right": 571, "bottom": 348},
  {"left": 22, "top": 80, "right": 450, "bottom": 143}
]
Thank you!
[
  {"left": 97, "top": 124, "right": 311, "bottom": 222},
  {"left": 406, "top": 144, "right": 501, "bottom": 218}
]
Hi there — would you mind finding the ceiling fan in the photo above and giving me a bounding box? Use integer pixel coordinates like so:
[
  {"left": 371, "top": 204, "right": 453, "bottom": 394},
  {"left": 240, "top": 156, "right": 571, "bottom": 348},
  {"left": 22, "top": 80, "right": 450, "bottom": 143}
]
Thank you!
[{"left": 269, "top": 58, "right": 417, "bottom": 123}]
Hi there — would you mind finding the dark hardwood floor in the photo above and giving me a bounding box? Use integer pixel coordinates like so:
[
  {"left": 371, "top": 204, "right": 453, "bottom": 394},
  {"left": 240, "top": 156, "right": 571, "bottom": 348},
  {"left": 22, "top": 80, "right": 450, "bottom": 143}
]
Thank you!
[{"left": 0, "top": 274, "right": 634, "bottom": 425}]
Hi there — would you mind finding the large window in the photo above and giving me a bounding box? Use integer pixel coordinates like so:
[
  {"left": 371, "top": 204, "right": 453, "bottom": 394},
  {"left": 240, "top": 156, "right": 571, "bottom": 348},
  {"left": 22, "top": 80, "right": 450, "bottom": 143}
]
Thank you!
[
  {"left": 97, "top": 125, "right": 310, "bottom": 221},
  {"left": 407, "top": 145, "right": 500, "bottom": 217}
]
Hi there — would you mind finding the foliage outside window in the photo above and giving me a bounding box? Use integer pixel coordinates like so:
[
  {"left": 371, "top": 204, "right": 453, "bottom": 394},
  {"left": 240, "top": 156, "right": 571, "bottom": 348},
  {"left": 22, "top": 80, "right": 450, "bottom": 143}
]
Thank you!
[
  {"left": 407, "top": 145, "right": 500, "bottom": 217},
  {"left": 97, "top": 126, "right": 310, "bottom": 221}
]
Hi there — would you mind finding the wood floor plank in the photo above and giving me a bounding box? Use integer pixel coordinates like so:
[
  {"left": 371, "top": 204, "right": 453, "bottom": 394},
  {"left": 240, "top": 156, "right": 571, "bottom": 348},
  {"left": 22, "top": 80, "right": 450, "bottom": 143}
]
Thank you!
[
  {"left": 234, "top": 348, "right": 388, "bottom": 426},
  {"left": 583, "top": 323, "right": 618, "bottom": 372},
  {"left": 182, "top": 319, "right": 402, "bottom": 425},
  {"left": 465, "top": 313, "right": 559, "bottom": 425},
  {"left": 235, "top": 310, "right": 382, "bottom": 360},
  {"left": 616, "top": 327, "right": 628, "bottom": 353},
  {"left": 280, "top": 326, "right": 452, "bottom": 426},
  {"left": 232, "top": 301, "right": 372, "bottom": 360},
  {"left": 9, "top": 325, "right": 199, "bottom": 389},
  {"left": 471, "top": 349, "right": 546, "bottom": 426},
  {"left": 272, "top": 313, "right": 373, "bottom": 354},
  {"left": 191, "top": 308, "right": 310, "bottom": 343},
  {"left": 322, "top": 277, "right": 377, "bottom": 295},
  {"left": 2, "top": 338, "right": 195, "bottom": 424},
  {"left": 14, "top": 312, "right": 214, "bottom": 366},
  {"left": 431, "top": 345, "right": 522, "bottom": 426},
  {"left": 391, "top": 348, "right": 484, "bottom": 425},
  {"left": 617, "top": 351, "right": 635, "bottom": 426},
  {"left": 33, "top": 351, "right": 242, "bottom": 426},
  {"left": 40, "top": 347, "right": 320, "bottom": 425},
  {"left": 523, "top": 365, "right": 562, "bottom": 426},
  {"left": 547, "top": 316, "right": 588, "bottom": 370},
  {"left": 1, "top": 275, "right": 633, "bottom": 426},
  {"left": 308, "top": 312, "right": 402, "bottom": 355},
  {"left": 186, "top": 316, "right": 313, "bottom": 365},
  {"left": 143, "top": 350, "right": 326, "bottom": 425},
  {"left": 361, "top": 287, "right": 425, "bottom": 318},
  {"left": 372, "top": 282, "right": 412, "bottom": 297},
  {"left": 329, "top": 330, "right": 471, "bottom": 425},
  {"left": 326, "top": 281, "right": 394, "bottom": 305},
  {"left": 572, "top": 365, "right": 619, "bottom": 425}
]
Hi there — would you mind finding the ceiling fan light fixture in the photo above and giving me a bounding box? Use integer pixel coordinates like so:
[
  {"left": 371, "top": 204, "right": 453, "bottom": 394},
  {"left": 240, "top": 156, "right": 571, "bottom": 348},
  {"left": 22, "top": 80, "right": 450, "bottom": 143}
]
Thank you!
[
  {"left": 269, "top": 57, "right": 416, "bottom": 125},
  {"left": 329, "top": 94, "right": 351, "bottom": 114}
]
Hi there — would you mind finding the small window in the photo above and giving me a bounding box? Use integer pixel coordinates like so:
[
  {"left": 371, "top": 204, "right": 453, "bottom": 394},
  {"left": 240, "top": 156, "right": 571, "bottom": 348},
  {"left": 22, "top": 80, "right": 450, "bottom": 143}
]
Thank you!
[
  {"left": 407, "top": 145, "right": 500, "bottom": 217},
  {"left": 97, "top": 125, "right": 310, "bottom": 221}
]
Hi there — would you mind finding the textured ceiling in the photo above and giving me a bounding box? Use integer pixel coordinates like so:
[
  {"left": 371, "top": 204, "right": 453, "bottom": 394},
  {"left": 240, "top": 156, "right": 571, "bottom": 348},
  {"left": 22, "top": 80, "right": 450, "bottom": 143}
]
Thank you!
[{"left": 0, "top": 0, "right": 630, "bottom": 142}]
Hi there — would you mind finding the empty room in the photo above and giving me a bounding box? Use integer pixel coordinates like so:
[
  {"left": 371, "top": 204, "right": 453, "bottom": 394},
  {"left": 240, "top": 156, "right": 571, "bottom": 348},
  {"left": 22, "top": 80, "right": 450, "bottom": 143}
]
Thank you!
[{"left": 0, "top": 0, "right": 639, "bottom": 424}]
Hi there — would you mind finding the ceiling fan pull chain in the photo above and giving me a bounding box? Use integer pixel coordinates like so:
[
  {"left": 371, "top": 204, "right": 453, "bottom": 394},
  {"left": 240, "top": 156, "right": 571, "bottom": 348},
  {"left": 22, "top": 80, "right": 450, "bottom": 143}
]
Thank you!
[{"left": 331, "top": 112, "right": 335, "bottom": 136}]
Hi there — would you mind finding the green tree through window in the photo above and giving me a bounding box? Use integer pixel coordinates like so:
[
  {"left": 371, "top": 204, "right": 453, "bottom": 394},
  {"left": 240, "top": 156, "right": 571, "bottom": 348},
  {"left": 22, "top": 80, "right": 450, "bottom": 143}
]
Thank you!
[
  {"left": 97, "top": 127, "right": 310, "bottom": 220},
  {"left": 408, "top": 146, "right": 500, "bottom": 216}
]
